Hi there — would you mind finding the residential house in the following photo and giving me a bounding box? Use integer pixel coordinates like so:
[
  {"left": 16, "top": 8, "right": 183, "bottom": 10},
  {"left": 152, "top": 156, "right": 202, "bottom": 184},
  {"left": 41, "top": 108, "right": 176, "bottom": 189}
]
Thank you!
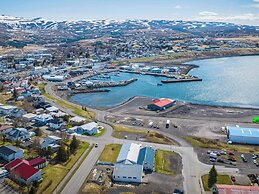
[
  {"left": 45, "top": 106, "right": 59, "bottom": 113},
  {"left": 71, "top": 122, "right": 99, "bottom": 135},
  {"left": 26, "top": 158, "right": 47, "bottom": 169},
  {"left": 0, "top": 145, "right": 24, "bottom": 162},
  {"left": 5, "top": 128, "right": 30, "bottom": 142},
  {"left": 69, "top": 116, "right": 86, "bottom": 125},
  {"left": 49, "top": 118, "right": 64, "bottom": 130},
  {"left": 40, "top": 135, "right": 61, "bottom": 152},
  {"left": 0, "top": 105, "right": 25, "bottom": 118},
  {"left": 34, "top": 114, "right": 53, "bottom": 125},
  {"left": 5, "top": 159, "right": 42, "bottom": 185}
]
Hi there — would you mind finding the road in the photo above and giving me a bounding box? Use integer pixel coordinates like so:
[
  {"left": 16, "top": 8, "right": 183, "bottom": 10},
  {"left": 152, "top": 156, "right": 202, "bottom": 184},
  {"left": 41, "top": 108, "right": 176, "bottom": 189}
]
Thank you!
[{"left": 45, "top": 82, "right": 239, "bottom": 194}]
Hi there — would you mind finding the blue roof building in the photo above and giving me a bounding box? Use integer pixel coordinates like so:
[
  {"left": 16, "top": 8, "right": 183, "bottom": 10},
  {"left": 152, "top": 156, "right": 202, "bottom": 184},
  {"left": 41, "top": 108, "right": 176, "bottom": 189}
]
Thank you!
[
  {"left": 137, "top": 147, "right": 155, "bottom": 171},
  {"left": 227, "top": 126, "right": 259, "bottom": 145}
]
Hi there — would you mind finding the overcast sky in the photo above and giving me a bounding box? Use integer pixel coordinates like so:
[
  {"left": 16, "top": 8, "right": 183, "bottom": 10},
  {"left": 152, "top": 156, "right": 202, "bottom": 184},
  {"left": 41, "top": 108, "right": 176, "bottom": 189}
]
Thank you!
[{"left": 1, "top": 0, "right": 259, "bottom": 25}]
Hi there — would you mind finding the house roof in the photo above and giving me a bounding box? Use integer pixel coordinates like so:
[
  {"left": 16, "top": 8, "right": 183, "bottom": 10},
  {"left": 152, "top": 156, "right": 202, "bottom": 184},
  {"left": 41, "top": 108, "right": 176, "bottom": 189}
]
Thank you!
[
  {"left": 10, "top": 162, "right": 39, "bottom": 181},
  {"left": 0, "top": 145, "right": 22, "bottom": 156},
  {"left": 150, "top": 98, "right": 175, "bottom": 108},
  {"left": 28, "top": 158, "right": 46, "bottom": 167},
  {"left": 137, "top": 147, "right": 155, "bottom": 166},
  {"left": 70, "top": 116, "right": 86, "bottom": 123},
  {"left": 216, "top": 184, "right": 259, "bottom": 194},
  {"left": 0, "top": 105, "right": 17, "bottom": 110},
  {"left": 5, "top": 158, "right": 23, "bottom": 171},
  {"left": 5, "top": 128, "right": 29, "bottom": 139},
  {"left": 227, "top": 126, "right": 259, "bottom": 138},
  {"left": 117, "top": 143, "right": 140, "bottom": 164},
  {"left": 79, "top": 122, "right": 98, "bottom": 131}
]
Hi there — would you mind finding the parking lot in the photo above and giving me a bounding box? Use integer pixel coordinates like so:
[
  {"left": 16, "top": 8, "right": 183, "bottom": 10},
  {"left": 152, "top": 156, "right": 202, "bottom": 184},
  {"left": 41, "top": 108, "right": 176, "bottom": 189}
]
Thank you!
[
  {"left": 0, "top": 180, "right": 18, "bottom": 194},
  {"left": 197, "top": 148, "right": 259, "bottom": 174}
]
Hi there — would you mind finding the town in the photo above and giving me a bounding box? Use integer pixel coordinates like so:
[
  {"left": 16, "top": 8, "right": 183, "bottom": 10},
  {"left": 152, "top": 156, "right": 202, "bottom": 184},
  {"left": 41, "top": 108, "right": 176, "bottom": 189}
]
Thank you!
[{"left": 0, "top": 4, "right": 259, "bottom": 194}]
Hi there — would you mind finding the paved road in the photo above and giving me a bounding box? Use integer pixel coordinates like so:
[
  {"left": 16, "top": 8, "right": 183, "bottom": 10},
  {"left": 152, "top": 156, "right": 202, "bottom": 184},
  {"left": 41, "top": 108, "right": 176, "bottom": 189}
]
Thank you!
[
  {"left": 45, "top": 82, "right": 239, "bottom": 194},
  {"left": 61, "top": 143, "right": 105, "bottom": 194}
]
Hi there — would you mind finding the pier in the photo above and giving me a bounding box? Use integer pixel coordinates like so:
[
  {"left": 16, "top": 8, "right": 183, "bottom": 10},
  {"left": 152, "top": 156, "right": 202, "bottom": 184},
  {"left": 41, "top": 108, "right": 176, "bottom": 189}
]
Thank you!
[{"left": 161, "top": 78, "right": 202, "bottom": 83}]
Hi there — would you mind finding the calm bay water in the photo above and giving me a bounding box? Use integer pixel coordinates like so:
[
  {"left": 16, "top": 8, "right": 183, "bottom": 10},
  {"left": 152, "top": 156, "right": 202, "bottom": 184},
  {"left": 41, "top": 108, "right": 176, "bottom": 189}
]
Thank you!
[{"left": 70, "top": 56, "right": 259, "bottom": 108}]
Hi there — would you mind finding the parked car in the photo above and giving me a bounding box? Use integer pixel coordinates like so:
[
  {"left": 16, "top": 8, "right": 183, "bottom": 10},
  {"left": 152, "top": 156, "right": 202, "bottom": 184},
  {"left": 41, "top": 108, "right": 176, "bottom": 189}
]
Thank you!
[
  {"left": 252, "top": 154, "right": 258, "bottom": 159},
  {"left": 242, "top": 157, "right": 248, "bottom": 162},
  {"left": 220, "top": 151, "right": 227, "bottom": 155},
  {"left": 228, "top": 157, "right": 236, "bottom": 162},
  {"left": 210, "top": 158, "right": 217, "bottom": 162},
  {"left": 253, "top": 159, "right": 257, "bottom": 164},
  {"left": 173, "top": 189, "right": 184, "bottom": 194},
  {"left": 241, "top": 154, "right": 245, "bottom": 158},
  {"left": 217, "top": 158, "right": 224, "bottom": 163},
  {"left": 207, "top": 150, "right": 212, "bottom": 154},
  {"left": 95, "top": 143, "right": 98, "bottom": 148},
  {"left": 228, "top": 152, "right": 235, "bottom": 156}
]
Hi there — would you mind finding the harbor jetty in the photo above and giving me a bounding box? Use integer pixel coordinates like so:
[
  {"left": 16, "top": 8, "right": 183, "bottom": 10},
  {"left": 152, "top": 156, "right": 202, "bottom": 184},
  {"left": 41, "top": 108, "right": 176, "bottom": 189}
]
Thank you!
[{"left": 161, "top": 77, "right": 202, "bottom": 83}]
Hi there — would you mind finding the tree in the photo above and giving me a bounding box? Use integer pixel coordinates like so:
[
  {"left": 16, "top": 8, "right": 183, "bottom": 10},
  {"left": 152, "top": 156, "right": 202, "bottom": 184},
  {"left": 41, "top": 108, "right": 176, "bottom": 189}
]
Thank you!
[
  {"left": 57, "top": 142, "right": 69, "bottom": 163},
  {"left": 12, "top": 88, "right": 18, "bottom": 100},
  {"left": 70, "top": 135, "right": 80, "bottom": 154},
  {"left": 29, "top": 186, "right": 36, "bottom": 194},
  {"left": 208, "top": 165, "right": 218, "bottom": 189},
  {"left": 34, "top": 128, "right": 42, "bottom": 137},
  {"left": 32, "top": 137, "right": 41, "bottom": 151}
]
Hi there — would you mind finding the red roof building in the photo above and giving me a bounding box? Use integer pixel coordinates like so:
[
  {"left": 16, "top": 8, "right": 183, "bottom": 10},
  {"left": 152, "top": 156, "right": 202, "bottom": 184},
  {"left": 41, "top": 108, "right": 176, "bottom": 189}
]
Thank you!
[
  {"left": 216, "top": 184, "right": 259, "bottom": 194},
  {"left": 147, "top": 98, "right": 175, "bottom": 111},
  {"left": 28, "top": 158, "right": 47, "bottom": 169},
  {"left": 5, "top": 158, "right": 42, "bottom": 185}
]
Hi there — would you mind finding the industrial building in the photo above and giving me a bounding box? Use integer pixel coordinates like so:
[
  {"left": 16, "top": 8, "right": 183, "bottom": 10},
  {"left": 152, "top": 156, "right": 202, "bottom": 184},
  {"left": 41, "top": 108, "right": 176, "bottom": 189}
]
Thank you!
[
  {"left": 112, "top": 143, "right": 155, "bottom": 183},
  {"left": 147, "top": 98, "right": 175, "bottom": 111},
  {"left": 227, "top": 126, "right": 259, "bottom": 145}
]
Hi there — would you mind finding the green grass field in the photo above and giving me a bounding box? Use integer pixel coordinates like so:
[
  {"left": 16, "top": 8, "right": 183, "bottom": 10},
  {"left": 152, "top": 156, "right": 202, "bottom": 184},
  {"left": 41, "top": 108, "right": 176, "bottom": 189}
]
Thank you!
[
  {"left": 98, "top": 144, "right": 122, "bottom": 163},
  {"left": 155, "top": 149, "right": 176, "bottom": 175},
  {"left": 36, "top": 142, "right": 89, "bottom": 194},
  {"left": 202, "top": 174, "right": 233, "bottom": 191}
]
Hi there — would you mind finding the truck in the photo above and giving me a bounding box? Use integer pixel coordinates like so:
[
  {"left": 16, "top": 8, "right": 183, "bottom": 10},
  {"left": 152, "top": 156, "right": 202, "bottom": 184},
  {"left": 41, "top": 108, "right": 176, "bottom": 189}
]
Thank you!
[{"left": 166, "top": 120, "right": 170, "bottom": 128}]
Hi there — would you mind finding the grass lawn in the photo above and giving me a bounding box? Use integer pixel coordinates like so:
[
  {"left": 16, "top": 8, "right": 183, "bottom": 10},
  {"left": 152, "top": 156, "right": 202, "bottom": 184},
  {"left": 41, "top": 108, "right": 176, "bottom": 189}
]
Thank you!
[
  {"left": 181, "top": 136, "right": 259, "bottom": 153},
  {"left": 98, "top": 144, "right": 122, "bottom": 163},
  {"left": 36, "top": 141, "right": 89, "bottom": 194},
  {"left": 112, "top": 125, "right": 175, "bottom": 145},
  {"left": 202, "top": 174, "right": 233, "bottom": 191},
  {"left": 155, "top": 149, "right": 176, "bottom": 175}
]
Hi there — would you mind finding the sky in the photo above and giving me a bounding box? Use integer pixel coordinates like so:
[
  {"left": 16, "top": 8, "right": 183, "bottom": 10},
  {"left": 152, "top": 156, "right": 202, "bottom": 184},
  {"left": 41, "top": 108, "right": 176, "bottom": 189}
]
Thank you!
[{"left": 1, "top": 0, "right": 259, "bottom": 25}]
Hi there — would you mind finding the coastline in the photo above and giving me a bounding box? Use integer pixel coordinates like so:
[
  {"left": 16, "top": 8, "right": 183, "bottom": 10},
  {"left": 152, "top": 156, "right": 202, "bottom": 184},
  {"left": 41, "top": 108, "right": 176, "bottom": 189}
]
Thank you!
[{"left": 67, "top": 53, "right": 259, "bottom": 111}]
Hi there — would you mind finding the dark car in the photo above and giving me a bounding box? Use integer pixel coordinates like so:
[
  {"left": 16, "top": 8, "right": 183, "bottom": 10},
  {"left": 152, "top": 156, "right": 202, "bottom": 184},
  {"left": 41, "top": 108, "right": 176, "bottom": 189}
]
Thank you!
[{"left": 173, "top": 189, "right": 184, "bottom": 194}]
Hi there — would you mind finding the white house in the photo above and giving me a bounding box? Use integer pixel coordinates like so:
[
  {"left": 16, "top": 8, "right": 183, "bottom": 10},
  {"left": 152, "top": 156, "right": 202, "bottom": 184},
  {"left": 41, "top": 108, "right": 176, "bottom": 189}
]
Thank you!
[
  {"left": 22, "top": 113, "right": 37, "bottom": 122},
  {"left": 45, "top": 106, "right": 59, "bottom": 113},
  {"left": 40, "top": 135, "right": 61, "bottom": 151},
  {"left": 76, "top": 122, "right": 99, "bottom": 135},
  {"left": 34, "top": 114, "right": 53, "bottom": 125},
  {"left": 0, "top": 145, "right": 24, "bottom": 162},
  {"left": 5, "top": 128, "right": 30, "bottom": 142},
  {"left": 69, "top": 116, "right": 86, "bottom": 124},
  {"left": 0, "top": 105, "right": 25, "bottom": 118}
]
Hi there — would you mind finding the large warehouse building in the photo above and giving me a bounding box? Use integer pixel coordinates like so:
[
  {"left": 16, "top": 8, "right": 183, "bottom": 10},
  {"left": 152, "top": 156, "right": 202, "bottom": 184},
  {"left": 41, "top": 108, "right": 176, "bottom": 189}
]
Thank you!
[
  {"left": 147, "top": 98, "right": 175, "bottom": 111},
  {"left": 112, "top": 143, "right": 155, "bottom": 183},
  {"left": 227, "top": 126, "right": 259, "bottom": 145}
]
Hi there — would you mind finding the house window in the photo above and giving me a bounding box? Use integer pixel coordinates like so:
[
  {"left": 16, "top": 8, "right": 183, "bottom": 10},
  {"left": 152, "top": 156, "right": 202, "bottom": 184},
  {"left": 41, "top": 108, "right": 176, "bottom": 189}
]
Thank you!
[
  {"left": 128, "top": 177, "right": 132, "bottom": 179},
  {"left": 123, "top": 176, "right": 126, "bottom": 178},
  {"left": 113, "top": 176, "right": 115, "bottom": 178},
  {"left": 133, "top": 177, "right": 137, "bottom": 179},
  {"left": 117, "top": 176, "right": 120, "bottom": 178}
]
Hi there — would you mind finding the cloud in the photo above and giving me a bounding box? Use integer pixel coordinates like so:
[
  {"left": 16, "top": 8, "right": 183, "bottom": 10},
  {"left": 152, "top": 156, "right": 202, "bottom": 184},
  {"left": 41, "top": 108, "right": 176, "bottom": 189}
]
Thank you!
[
  {"left": 197, "top": 13, "right": 259, "bottom": 25},
  {"left": 253, "top": 0, "right": 259, "bottom": 2},
  {"left": 199, "top": 11, "right": 219, "bottom": 16},
  {"left": 251, "top": 4, "right": 259, "bottom": 8},
  {"left": 173, "top": 5, "right": 182, "bottom": 9}
]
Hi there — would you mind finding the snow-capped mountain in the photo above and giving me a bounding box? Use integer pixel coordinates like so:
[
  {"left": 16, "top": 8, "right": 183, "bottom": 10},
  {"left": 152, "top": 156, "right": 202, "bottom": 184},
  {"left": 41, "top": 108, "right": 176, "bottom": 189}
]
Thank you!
[
  {"left": 0, "top": 15, "right": 258, "bottom": 45},
  {"left": 0, "top": 15, "right": 258, "bottom": 32}
]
